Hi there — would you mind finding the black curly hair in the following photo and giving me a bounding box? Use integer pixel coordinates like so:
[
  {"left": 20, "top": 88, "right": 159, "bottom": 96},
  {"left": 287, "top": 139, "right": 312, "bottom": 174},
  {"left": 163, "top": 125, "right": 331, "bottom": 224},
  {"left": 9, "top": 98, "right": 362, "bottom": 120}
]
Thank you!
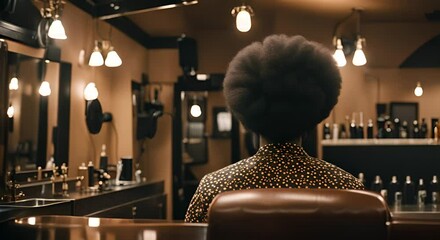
[{"left": 223, "top": 34, "right": 341, "bottom": 143}]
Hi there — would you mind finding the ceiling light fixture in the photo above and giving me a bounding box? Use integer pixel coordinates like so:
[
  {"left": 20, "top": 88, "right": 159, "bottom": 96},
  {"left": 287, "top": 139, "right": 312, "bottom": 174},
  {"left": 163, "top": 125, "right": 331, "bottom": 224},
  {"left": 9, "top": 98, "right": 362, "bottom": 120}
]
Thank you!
[
  {"left": 89, "top": 24, "right": 122, "bottom": 67},
  {"left": 35, "top": 0, "right": 67, "bottom": 45},
  {"left": 332, "top": 9, "right": 367, "bottom": 67},
  {"left": 231, "top": 4, "right": 254, "bottom": 32}
]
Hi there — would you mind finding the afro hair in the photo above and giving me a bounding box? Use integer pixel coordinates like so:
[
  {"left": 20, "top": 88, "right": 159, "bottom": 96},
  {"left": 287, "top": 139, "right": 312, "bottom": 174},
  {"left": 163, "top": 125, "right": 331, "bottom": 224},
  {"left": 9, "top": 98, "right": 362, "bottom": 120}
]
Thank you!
[{"left": 223, "top": 34, "right": 341, "bottom": 143}]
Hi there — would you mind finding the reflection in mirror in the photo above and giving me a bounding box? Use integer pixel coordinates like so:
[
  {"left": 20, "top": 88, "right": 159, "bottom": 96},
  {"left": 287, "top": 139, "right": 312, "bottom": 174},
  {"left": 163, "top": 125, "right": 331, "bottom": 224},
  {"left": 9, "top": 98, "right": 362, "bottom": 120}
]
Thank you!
[
  {"left": 7, "top": 53, "right": 59, "bottom": 172},
  {"left": 5, "top": 52, "right": 62, "bottom": 182},
  {"left": 182, "top": 91, "right": 208, "bottom": 165}
]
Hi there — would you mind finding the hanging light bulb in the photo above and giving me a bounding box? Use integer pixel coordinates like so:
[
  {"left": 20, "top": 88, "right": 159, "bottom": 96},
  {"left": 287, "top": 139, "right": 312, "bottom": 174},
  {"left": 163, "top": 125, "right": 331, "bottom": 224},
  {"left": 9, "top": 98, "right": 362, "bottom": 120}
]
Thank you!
[
  {"left": 352, "top": 38, "right": 367, "bottom": 66},
  {"left": 9, "top": 77, "right": 19, "bottom": 90},
  {"left": 333, "top": 38, "right": 347, "bottom": 67},
  {"left": 105, "top": 46, "right": 122, "bottom": 67},
  {"left": 190, "top": 104, "right": 202, "bottom": 118},
  {"left": 84, "top": 82, "right": 99, "bottom": 101},
  {"left": 414, "top": 81, "right": 423, "bottom": 97},
  {"left": 48, "top": 18, "right": 67, "bottom": 40},
  {"left": 89, "top": 42, "right": 104, "bottom": 67},
  {"left": 39, "top": 81, "right": 51, "bottom": 96},
  {"left": 232, "top": 5, "right": 254, "bottom": 33},
  {"left": 7, "top": 104, "right": 14, "bottom": 118}
]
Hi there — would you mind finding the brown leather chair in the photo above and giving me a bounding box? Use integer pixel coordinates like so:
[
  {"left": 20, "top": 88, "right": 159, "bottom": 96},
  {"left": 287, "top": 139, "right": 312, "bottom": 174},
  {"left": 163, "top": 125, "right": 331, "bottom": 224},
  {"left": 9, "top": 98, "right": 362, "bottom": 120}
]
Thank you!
[
  {"left": 207, "top": 188, "right": 440, "bottom": 240},
  {"left": 207, "top": 188, "right": 390, "bottom": 240}
]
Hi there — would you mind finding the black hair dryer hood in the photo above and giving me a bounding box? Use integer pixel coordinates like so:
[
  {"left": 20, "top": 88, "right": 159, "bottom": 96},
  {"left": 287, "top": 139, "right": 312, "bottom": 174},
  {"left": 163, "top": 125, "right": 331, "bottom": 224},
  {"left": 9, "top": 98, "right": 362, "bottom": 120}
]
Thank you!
[{"left": 86, "top": 99, "right": 112, "bottom": 134}]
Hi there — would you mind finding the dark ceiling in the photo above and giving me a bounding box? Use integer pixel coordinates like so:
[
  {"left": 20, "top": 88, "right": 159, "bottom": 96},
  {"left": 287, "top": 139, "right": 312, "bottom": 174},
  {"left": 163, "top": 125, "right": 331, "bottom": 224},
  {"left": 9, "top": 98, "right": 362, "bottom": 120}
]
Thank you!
[{"left": 69, "top": 0, "right": 440, "bottom": 49}]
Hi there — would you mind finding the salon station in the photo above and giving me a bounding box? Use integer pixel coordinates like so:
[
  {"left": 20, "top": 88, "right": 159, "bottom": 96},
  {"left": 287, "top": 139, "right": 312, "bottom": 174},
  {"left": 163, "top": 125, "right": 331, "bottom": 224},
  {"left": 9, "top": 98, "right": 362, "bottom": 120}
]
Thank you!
[{"left": 1, "top": 0, "right": 440, "bottom": 239}]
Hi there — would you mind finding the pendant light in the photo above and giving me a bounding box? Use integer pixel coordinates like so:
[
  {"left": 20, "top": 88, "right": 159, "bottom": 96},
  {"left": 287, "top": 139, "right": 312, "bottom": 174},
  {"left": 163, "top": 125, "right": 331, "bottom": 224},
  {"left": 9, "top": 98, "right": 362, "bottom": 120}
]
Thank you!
[
  {"left": 89, "top": 41, "right": 104, "bottom": 67},
  {"left": 333, "top": 38, "right": 347, "bottom": 67},
  {"left": 231, "top": 5, "right": 254, "bottom": 33},
  {"left": 332, "top": 9, "right": 367, "bottom": 67},
  {"left": 352, "top": 38, "right": 367, "bottom": 66},
  {"left": 414, "top": 81, "right": 423, "bottom": 97},
  {"left": 104, "top": 46, "right": 122, "bottom": 67}
]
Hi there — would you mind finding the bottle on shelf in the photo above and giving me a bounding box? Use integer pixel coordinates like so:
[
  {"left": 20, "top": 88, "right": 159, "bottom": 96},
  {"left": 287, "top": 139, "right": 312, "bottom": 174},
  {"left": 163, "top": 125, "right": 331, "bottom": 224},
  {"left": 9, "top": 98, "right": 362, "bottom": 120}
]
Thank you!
[
  {"left": 370, "top": 175, "right": 383, "bottom": 193},
  {"left": 367, "top": 119, "right": 374, "bottom": 139},
  {"left": 393, "top": 118, "right": 400, "bottom": 138},
  {"left": 400, "top": 121, "right": 409, "bottom": 139},
  {"left": 332, "top": 123, "right": 339, "bottom": 140},
  {"left": 88, "top": 161, "right": 95, "bottom": 187},
  {"left": 433, "top": 121, "right": 439, "bottom": 142},
  {"left": 388, "top": 176, "right": 401, "bottom": 206},
  {"left": 340, "top": 124, "right": 347, "bottom": 139},
  {"left": 376, "top": 116, "right": 385, "bottom": 139},
  {"left": 358, "top": 172, "right": 367, "bottom": 187},
  {"left": 417, "top": 178, "right": 427, "bottom": 205},
  {"left": 344, "top": 115, "right": 351, "bottom": 139},
  {"left": 420, "top": 118, "right": 428, "bottom": 138},
  {"left": 323, "top": 123, "right": 331, "bottom": 140},
  {"left": 412, "top": 120, "right": 420, "bottom": 138},
  {"left": 99, "top": 144, "right": 108, "bottom": 172},
  {"left": 350, "top": 113, "right": 357, "bottom": 139},
  {"left": 429, "top": 175, "right": 440, "bottom": 205},
  {"left": 357, "top": 112, "right": 364, "bottom": 139},
  {"left": 403, "top": 175, "right": 416, "bottom": 205},
  {"left": 384, "top": 121, "right": 393, "bottom": 138}
]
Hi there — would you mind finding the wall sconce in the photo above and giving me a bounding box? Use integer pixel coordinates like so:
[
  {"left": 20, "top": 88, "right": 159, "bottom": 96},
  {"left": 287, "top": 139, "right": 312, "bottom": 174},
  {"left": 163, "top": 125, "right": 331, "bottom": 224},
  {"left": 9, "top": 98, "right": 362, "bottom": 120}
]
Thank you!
[
  {"left": 39, "top": 81, "right": 51, "bottom": 96},
  {"left": 88, "top": 40, "right": 122, "bottom": 67},
  {"left": 332, "top": 9, "right": 367, "bottom": 67},
  {"left": 84, "top": 83, "right": 112, "bottom": 134},
  {"left": 35, "top": 0, "right": 67, "bottom": 43},
  {"left": 414, "top": 81, "right": 423, "bottom": 97},
  {"left": 231, "top": 4, "right": 254, "bottom": 32},
  {"left": 84, "top": 82, "right": 99, "bottom": 101}
]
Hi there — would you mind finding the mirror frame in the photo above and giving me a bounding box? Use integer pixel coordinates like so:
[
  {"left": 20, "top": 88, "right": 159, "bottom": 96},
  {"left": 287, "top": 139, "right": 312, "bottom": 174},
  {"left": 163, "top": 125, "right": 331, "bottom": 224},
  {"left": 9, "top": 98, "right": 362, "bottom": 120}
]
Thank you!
[{"left": 0, "top": 41, "right": 71, "bottom": 187}]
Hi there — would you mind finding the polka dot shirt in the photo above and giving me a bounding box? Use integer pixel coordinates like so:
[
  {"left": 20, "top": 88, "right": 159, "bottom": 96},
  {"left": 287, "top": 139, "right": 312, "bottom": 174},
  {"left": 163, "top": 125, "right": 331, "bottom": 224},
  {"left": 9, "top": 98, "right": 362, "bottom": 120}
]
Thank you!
[{"left": 184, "top": 142, "right": 365, "bottom": 223}]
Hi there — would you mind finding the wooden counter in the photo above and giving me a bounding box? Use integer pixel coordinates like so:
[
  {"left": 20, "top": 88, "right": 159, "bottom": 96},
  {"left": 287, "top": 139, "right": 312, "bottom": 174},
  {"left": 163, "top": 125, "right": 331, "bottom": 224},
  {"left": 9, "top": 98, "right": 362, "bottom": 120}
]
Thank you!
[
  {"left": 0, "top": 181, "right": 165, "bottom": 223},
  {"left": 2, "top": 215, "right": 207, "bottom": 240}
]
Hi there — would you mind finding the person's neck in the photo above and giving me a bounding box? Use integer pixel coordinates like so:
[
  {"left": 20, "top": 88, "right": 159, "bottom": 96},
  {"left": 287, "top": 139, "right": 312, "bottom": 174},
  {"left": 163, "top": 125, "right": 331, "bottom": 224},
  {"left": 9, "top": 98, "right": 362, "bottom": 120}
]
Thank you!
[{"left": 259, "top": 137, "right": 302, "bottom": 146}]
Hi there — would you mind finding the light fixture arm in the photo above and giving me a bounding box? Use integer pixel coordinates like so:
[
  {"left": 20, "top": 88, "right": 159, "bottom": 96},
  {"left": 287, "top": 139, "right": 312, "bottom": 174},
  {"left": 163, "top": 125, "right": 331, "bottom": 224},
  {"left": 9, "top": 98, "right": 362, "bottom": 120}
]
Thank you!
[{"left": 332, "top": 9, "right": 357, "bottom": 46}]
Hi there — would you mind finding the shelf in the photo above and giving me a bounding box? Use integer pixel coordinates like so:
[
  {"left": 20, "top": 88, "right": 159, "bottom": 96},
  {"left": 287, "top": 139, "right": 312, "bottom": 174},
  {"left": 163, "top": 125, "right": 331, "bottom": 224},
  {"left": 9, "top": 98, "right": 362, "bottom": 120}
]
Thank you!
[{"left": 321, "top": 138, "right": 440, "bottom": 146}]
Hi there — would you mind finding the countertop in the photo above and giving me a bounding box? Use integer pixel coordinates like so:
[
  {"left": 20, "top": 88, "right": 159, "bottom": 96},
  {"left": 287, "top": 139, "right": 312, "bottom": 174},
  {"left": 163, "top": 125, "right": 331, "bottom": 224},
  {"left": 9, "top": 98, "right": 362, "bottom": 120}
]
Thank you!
[
  {"left": 0, "top": 180, "right": 164, "bottom": 223},
  {"left": 2, "top": 215, "right": 208, "bottom": 240}
]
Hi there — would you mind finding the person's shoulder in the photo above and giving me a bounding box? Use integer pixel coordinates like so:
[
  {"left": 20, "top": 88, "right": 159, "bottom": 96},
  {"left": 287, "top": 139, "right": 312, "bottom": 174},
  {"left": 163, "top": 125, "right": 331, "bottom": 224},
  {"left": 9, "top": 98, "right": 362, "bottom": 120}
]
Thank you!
[{"left": 310, "top": 157, "right": 365, "bottom": 189}]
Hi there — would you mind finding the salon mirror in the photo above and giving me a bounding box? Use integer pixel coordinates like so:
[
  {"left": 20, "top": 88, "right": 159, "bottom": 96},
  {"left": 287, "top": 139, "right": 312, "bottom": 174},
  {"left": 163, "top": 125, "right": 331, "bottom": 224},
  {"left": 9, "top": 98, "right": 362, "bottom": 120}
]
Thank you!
[{"left": 0, "top": 44, "right": 71, "bottom": 184}]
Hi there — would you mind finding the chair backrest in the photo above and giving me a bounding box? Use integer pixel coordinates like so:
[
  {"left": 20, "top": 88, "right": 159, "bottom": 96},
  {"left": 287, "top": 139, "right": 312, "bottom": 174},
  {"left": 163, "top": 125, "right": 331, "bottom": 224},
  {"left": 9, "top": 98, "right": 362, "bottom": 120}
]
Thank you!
[{"left": 207, "top": 188, "right": 390, "bottom": 240}]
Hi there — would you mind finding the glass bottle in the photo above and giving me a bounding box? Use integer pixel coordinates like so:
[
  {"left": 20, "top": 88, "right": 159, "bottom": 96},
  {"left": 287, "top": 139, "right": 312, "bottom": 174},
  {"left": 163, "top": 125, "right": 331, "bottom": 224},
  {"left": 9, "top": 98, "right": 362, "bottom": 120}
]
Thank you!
[
  {"left": 323, "top": 122, "right": 331, "bottom": 140},
  {"left": 367, "top": 119, "right": 374, "bottom": 139},
  {"left": 388, "top": 176, "right": 401, "bottom": 206},
  {"left": 420, "top": 118, "right": 428, "bottom": 138},
  {"left": 430, "top": 175, "right": 440, "bottom": 205},
  {"left": 370, "top": 175, "right": 383, "bottom": 193},
  {"left": 400, "top": 121, "right": 409, "bottom": 139},
  {"left": 403, "top": 175, "right": 416, "bottom": 205},
  {"left": 412, "top": 120, "right": 420, "bottom": 138},
  {"left": 417, "top": 178, "right": 427, "bottom": 206}
]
